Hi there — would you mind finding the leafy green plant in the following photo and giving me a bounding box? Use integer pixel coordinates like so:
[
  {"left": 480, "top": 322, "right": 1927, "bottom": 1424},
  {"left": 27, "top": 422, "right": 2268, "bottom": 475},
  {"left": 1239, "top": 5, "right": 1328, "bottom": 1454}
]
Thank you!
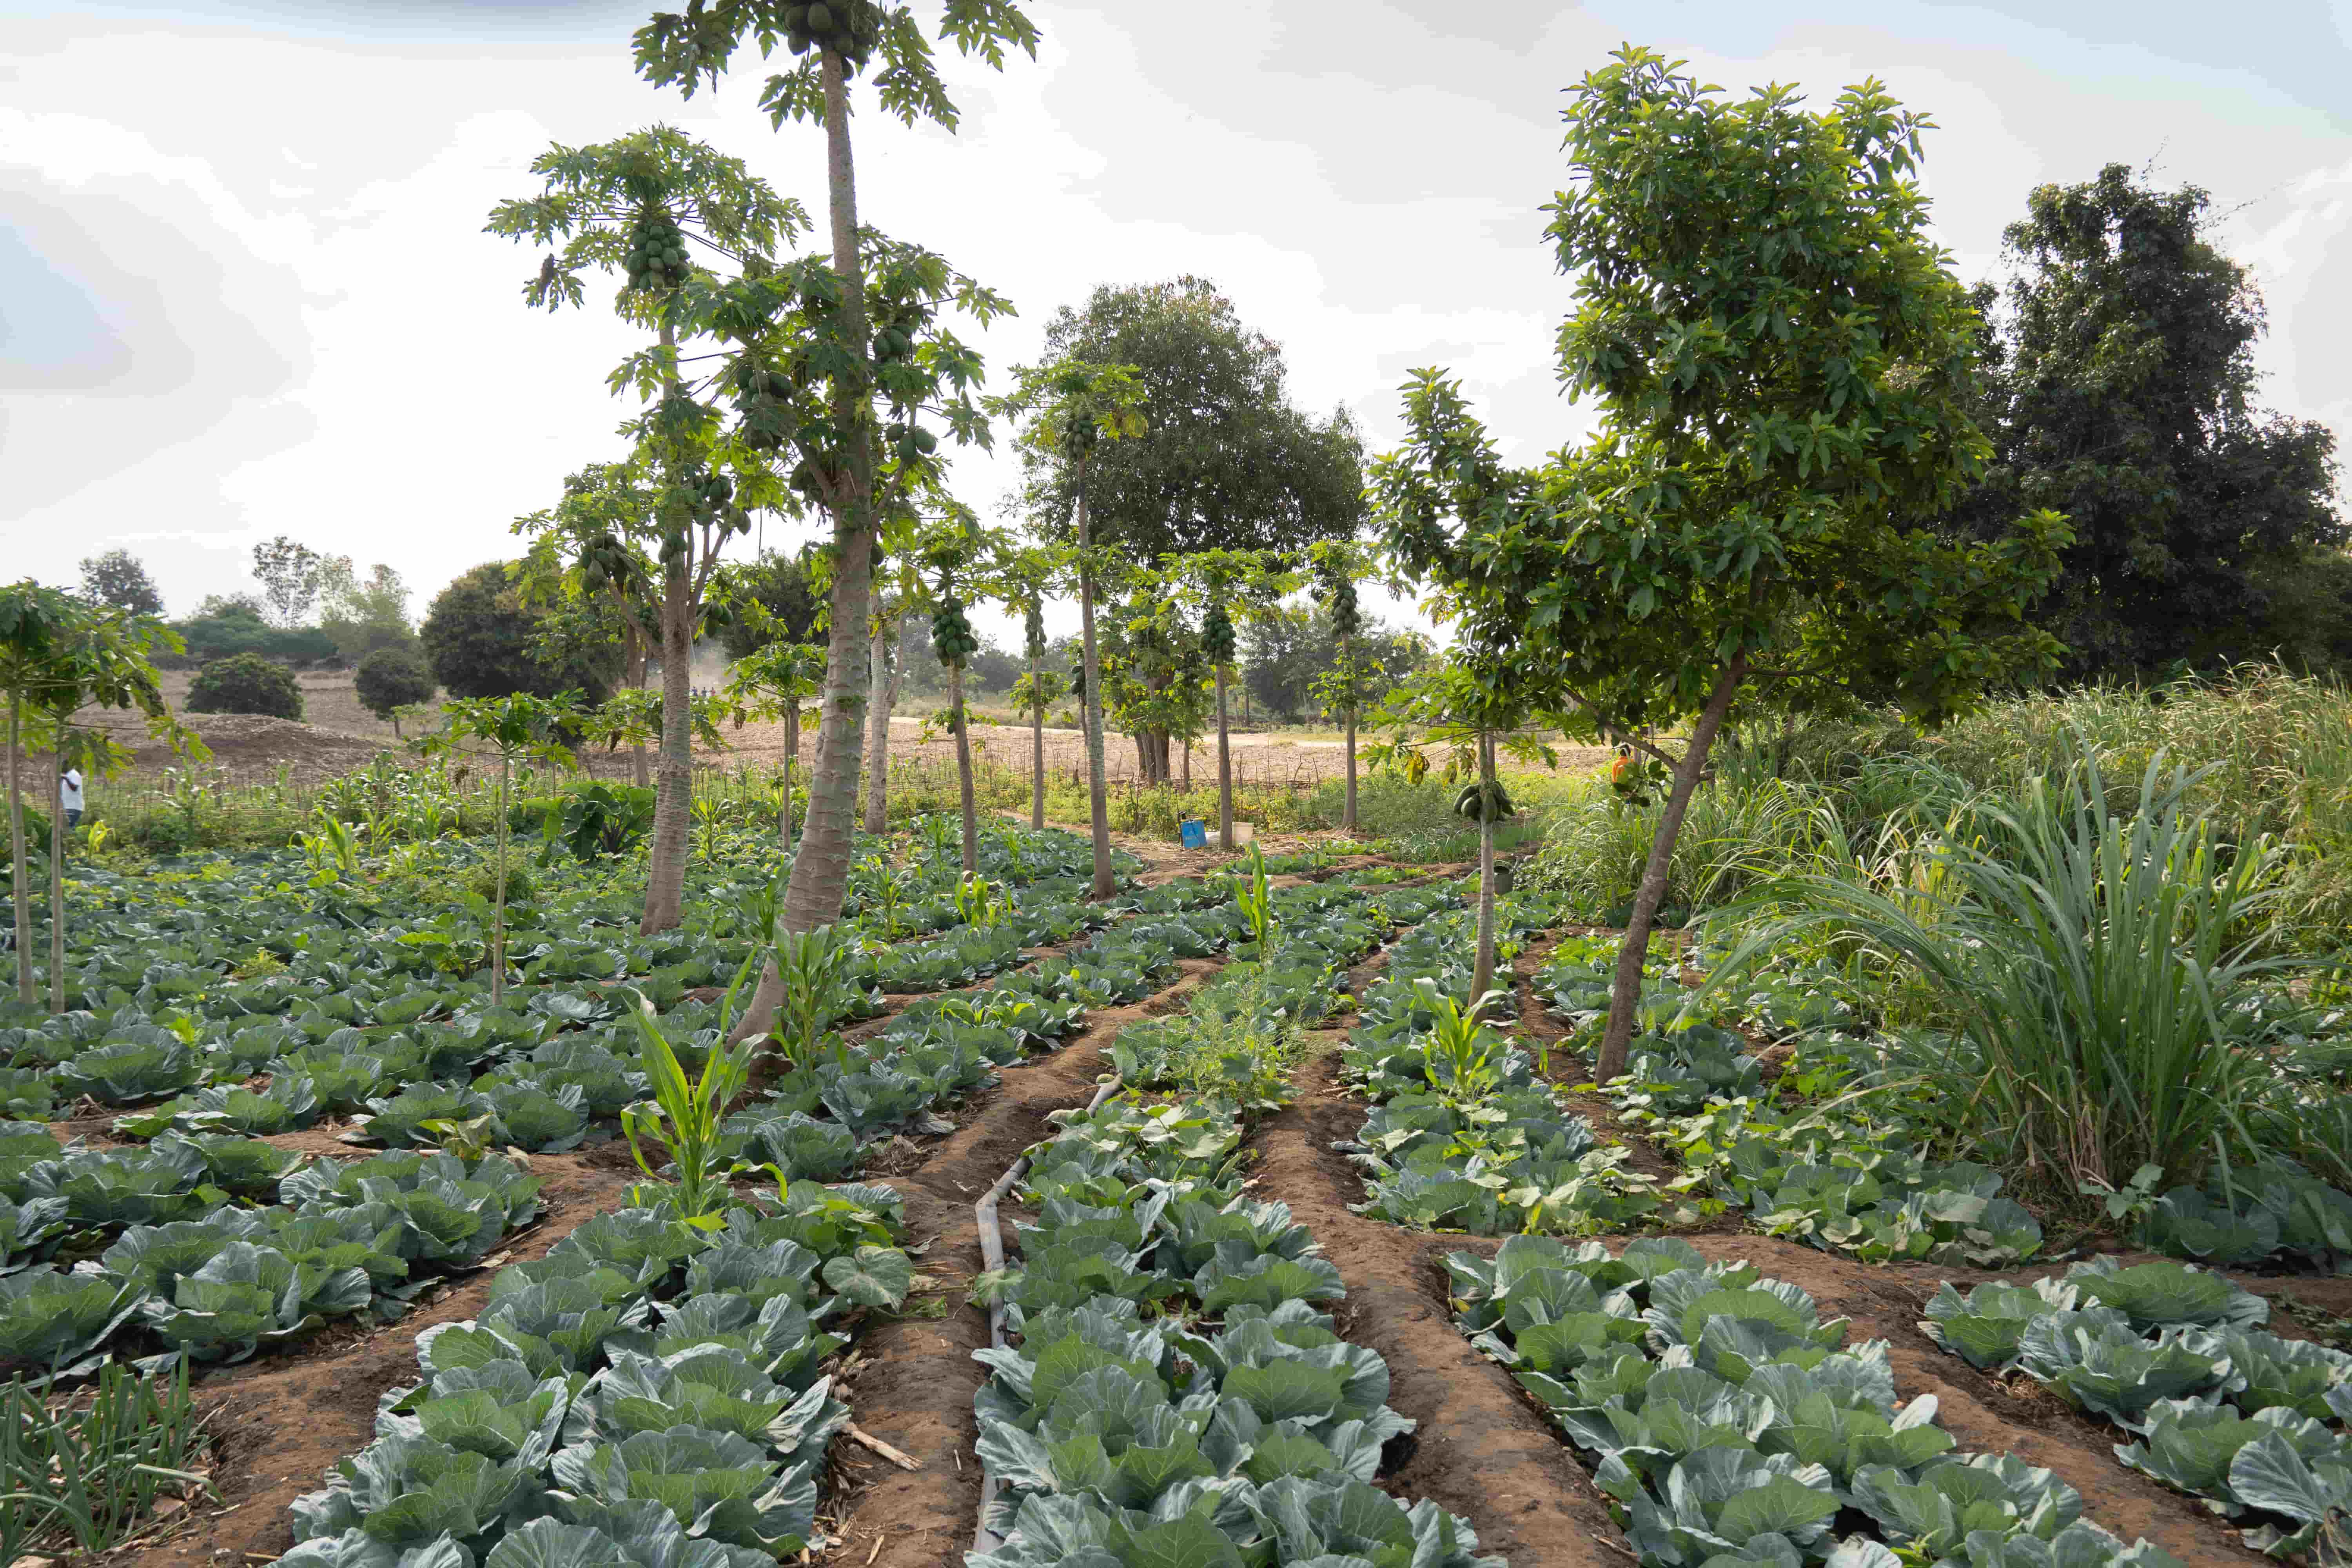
[
  {"left": 0, "top": 1357, "right": 211, "bottom": 1560},
  {"left": 1236, "top": 841, "right": 1276, "bottom": 946},
  {"left": 767, "top": 924, "right": 857, "bottom": 1069},
  {"left": 621, "top": 983, "right": 754, "bottom": 1224}
]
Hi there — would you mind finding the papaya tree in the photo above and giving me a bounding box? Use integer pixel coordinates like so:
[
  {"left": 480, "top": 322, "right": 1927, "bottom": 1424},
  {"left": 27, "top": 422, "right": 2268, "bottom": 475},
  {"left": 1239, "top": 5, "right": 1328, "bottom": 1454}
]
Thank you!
[
  {"left": 922, "top": 510, "right": 1003, "bottom": 874},
  {"left": 489, "top": 128, "right": 806, "bottom": 934},
  {"left": 1374, "top": 49, "right": 2070, "bottom": 1083},
  {"left": 1306, "top": 537, "right": 1387, "bottom": 832},
  {"left": 995, "top": 359, "right": 1149, "bottom": 899},
  {"left": 0, "top": 586, "right": 202, "bottom": 1010},
  {"left": 1363, "top": 657, "right": 1550, "bottom": 1004},
  {"left": 719, "top": 639, "right": 826, "bottom": 850},
  {"left": 417, "top": 693, "right": 583, "bottom": 1007},
  {"left": 633, "top": 0, "right": 1038, "bottom": 946},
  {"left": 1165, "top": 550, "right": 1299, "bottom": 850},
  {"left": 512, "top": 463, "right": 666, "bottom": 788},
  {"left": 993, "top": 543, "right": 1065, "bottom": 829}
]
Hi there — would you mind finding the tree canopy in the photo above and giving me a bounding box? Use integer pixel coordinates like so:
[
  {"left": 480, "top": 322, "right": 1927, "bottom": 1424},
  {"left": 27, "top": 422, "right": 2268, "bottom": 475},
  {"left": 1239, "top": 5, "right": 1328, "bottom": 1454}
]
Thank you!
[
  {"left": 1947, "top": 163, "right": 2343, "bottom": 677},
  {"left": 78, "top": 550, "right": 163, "bottom": 617},
  {"left": 1017, "top": 277, "right": 1366, "bottom": 561},
  {"left": 421, "top": 562, "right": 619, "bottom": 702}
]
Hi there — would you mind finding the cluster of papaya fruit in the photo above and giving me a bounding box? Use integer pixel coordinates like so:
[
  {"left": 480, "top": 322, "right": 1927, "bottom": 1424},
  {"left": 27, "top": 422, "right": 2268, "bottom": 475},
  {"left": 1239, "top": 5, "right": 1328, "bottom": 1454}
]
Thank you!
[
  {"left": 624, "top": 212, "right": 689, "bottom": 292},
  {"left": 1454, "top": 779, "right": 1515, "bottom": 822},
  {"left": 883, "top": 418, "right": 938, "bottom": 466},
  {"left": 783, "top": 0, "right": 880, "bottom": 66},
  {"left": 932, "top": 597, "right": 980, "bottom": 665}
]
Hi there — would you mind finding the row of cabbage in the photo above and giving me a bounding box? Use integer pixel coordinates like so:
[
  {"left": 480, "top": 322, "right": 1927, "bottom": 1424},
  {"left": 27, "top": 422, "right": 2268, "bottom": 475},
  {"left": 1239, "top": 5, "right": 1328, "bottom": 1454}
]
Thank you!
[
  {"left": 0, "top": 818, "right": 1150, "bottom": 1123},
  {"left": 1535, "top": 936, "right": 2051, "bottom": 1268},
  {"left": 1615, "top": 933, "right": 2352, "bottom": 1276},
  {"left": 1923, "top": 1258, "right": 2352, "bottom": 1560},
  {"left": 0, "top": 857, "right": 1233, "bottom": 1380},
  {"left": 1449, "top": 1233, "right": 2188, "bottom": 1568},
  {"left": 972, "top": 874, "right": 1522, "bottom": 1566},
  {"left": 1333, "top": 897, "right": 1672, "bottom": 1236},
  {"left": 1, "top": 1142, "right": 542, "bottom": 1381},
  {"left": 278, "top": 1180, "right": 918, "bottom": 1568}
]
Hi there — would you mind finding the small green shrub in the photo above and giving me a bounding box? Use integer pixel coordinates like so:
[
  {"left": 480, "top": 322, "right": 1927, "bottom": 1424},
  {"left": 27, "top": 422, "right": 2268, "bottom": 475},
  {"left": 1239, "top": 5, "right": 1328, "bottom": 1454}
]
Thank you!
[
  {"left": 354, "top": 648, "right": 436, "bottom": 724},
  {"left": 186, "top": 653, "right": 303, "bottom": 720},
  {"left": 465, "top": 858, "right": 534, "bottom": 905}
]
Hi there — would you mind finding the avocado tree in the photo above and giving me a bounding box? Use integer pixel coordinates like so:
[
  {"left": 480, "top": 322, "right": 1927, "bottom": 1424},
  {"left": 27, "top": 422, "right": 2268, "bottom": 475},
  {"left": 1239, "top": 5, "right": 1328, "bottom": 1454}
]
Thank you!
[
  {"left": 719, "top": 640, "right": 826, "bottom": 850},
  {"left": 417, "top": 693, "right": 582, "bottom": 1007},
  {"left": 633, "top": 0, "right": 1037, "bottom": 949},
  {"left": 490, "top": 127, "right": 808, "bottom": 935},
  {"left": 0, "top": 584, "right": 203, "bottom": 1009},
  {"left": 1376, "top": 50, "right": 2070, "bottom": 1083},
  {"left": 995, "top": 359, "right": 1149, "bottom": 899}
]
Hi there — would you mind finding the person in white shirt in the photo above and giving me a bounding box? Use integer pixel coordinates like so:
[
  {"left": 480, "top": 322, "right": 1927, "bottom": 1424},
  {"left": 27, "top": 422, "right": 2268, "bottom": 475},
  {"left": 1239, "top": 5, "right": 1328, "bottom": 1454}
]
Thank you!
[{"left": 58, "top": 767, "right": 84, "bottom": 832}]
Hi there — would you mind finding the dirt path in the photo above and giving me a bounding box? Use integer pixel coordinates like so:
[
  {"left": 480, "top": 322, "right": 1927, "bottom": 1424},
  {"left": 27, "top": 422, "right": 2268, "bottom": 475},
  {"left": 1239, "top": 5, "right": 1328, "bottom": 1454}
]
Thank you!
[
  {"left": 827, "top": 961, "right": 1227, "bottom": 1566},
  {"left": 1254, "top": 1046, "right": 1632, "bottom": 1568},
  {"left": 122, "top": 1152, "right": 639, "bottom": 1568}
]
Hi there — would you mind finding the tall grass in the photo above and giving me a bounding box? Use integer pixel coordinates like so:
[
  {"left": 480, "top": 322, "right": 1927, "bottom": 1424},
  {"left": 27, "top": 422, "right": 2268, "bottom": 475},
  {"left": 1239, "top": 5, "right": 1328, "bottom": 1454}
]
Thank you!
[
  {"left": 1, "top": 1359, "right": 211, "bottom": 1558},
  {"left": 1702, "top": 744, "right": 2317, "bottom": 1197}
]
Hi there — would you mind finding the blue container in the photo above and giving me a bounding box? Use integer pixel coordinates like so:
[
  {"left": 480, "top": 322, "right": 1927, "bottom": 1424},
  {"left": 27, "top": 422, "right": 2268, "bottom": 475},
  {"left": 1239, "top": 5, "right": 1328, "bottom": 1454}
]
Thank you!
[{"left": 1178, "top": 819, "right": 1207, "bottom": 849}]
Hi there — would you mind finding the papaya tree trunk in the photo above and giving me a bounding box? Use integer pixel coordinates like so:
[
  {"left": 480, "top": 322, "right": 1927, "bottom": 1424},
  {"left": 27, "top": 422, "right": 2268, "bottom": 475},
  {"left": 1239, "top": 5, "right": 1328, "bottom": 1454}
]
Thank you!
[
  {"left": 47, "top": 770, "right": 64, "bottom": 1014},
  {"left": 1595, "top": 657, "right": 1747, "bottom": 1084},
  {"left": 1076, "top": 461, "right": 1114, "bottom": 899},
  {"left": 741, "top": 45, "right": 877, "bottom": 1042},
  {"left": 639, "top": 564, "right": 692, "bottom": 935},
  {"left": 1342, "top": 631, "right": 1358, "bottom": 832},
  {"left": 492, "top": 750, "right": 511, "bottom": 1007},
  {"left": 1182, "top": 738, "right": 1191, "bottom": 792},
  {"left": 862, "top": 613, "right": 891, "bottom": 834},
  {"left": 1028, "top": 653, "right": 1045, "bottom": 831},
  {"left": 1470, "top": 730, "right": 1498, "bottom": 1004},
  {"left": 780, "top": 706, "right": 798, "bottom": 853},
  {"left": 628, "top": 622, "right": 651, "bottom": 789},
  {"left": 951, "top": 662, "right": 978, "bottom": 875},
  {"left": 7, "top": 697, "right": 27, "bottom": 1005},
  {"left": 1214, "top": 662, "right": 1232, "bottom": 851}
]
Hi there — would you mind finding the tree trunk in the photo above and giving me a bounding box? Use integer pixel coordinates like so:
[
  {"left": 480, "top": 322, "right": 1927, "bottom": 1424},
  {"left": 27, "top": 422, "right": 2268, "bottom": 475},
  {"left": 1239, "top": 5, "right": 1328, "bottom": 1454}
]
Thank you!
[
  {"left": 950, "top": 663, "right": 978, "bottom": 875},
  {"left": 1342, "top": 631, "right": 1358, "bottom": 832},
  {"left": 740, "top": 46, "right": 877, "bottom": 1041},
  {"left": 1076, "top": 462, "right": 1114, "bottom": 899},
  {"left": 492, "top": 750, "right": 511, "bottom": 1007},
  {"left": 1214, "top": 662, "right": 1233, "bottom": 850},
  {"left": 628, "top": 622, "right": 651, "bottom": 789},
  {"left": 47, "top": 771, "right": 64, "bottom": 1014},
  {"left": 780, "top": 706, "right": 798, "bottom": 853},
  {"left": 1028, "top": 653, "right": 1045, "bottom": 831},
  {"left": 1182, "top": 738, "right": 1191, "bottom": 792},
  {"left": 1594, "top": 657, "right": 1748, "bottom": 1084},
  {"left": 639, "top": 564, "right": 692, "bottom": 934},
  {"left": 1470, "top": 730, "right": 1498, "bottom": 1004},
  {"left": 7, "top": 698, "right": 27, "bottom": 1004},
  {"left": 862, "top": 613, "right": 891, "bottom": 834}
]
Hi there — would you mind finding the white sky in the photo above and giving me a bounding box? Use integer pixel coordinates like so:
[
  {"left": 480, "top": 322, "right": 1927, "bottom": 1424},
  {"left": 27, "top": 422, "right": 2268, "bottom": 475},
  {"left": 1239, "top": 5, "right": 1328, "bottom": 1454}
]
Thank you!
[{"left": 4, "top": 0, "right": 2348, "bottom": 650}]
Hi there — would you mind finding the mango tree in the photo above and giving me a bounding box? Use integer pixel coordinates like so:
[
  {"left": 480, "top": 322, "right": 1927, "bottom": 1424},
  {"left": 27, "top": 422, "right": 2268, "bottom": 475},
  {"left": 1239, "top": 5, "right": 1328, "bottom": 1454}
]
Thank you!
[
  {"left": 1375, "top": 50, "right": 2070, "bottom": 1083},
  {"left": 634, "top": 0, "right": 1037, "bottom": 945},
  {"left": 417, "top": 693, "right": 582, "bottom": 1007},
  {"left": 995, "top": 359, "right": 1149, "bottom": 899},
  {"left": 0, "top": 586, "right": 201, "bottom": 1010},
  {"left": 489, "top": 127, "right": 804, "bottom": 935}
]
